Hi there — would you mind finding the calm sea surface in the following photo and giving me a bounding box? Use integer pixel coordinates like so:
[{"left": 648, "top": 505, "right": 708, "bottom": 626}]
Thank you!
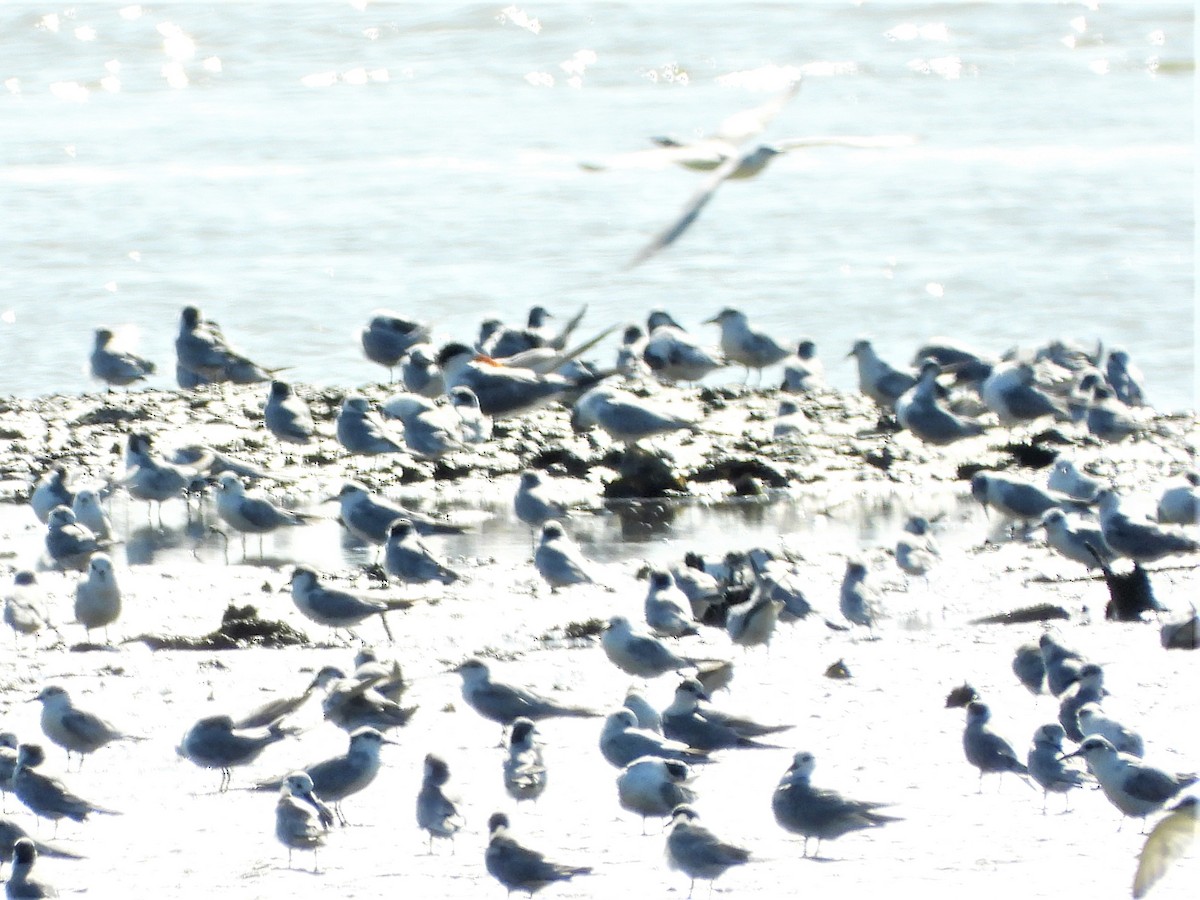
[{"left": 0, "top": 2, "right": 1194, "bottom": 408}]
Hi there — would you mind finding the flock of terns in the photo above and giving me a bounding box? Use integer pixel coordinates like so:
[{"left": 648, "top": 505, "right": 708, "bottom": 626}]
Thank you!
[{"left": 2, "top": 299, "right": 1198, "bottom": 898}]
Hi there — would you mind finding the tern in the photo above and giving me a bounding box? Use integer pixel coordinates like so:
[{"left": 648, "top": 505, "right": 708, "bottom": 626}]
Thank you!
[
  {"left": 1065, "top": 736, "right": 1196, "bottom": 822},
  {"left": 962, "top": 701, "right": 1030, "bottom": 792},
  {"left": 263, "top": 380, "right": 316, "bottom": 447},
  {"left": 34, "top": 685, "right": 143, "bottom": 769},
  {"left": 704, "top": 308, "right": 789, "bottom": 382},
  {"left": 256, "top": 727, "right": 396, "bottom": 826},
  {"left": 485, "top": 811, "right": 591, "bottom": 896},
  {"left": 504, "top": 718, "right": 548, "bottom": 804},
  {"left": 72, "top": 553, "right": 121, "bottom": 642},
  {"left": 416, "top": 753, "right": 464, "bottom": 853},
  {"left": 665, "top": 804, "right": 750, "bottom": 898},
  {"left": 177, "top": 715, "right": 294, "bottom": 791},
  {"left": 1098, "top": 488, "right": 1200, "bottom": 563},
  {"left": 361, "top": 310, "right": 430, "bottom": 379},
  {"left": 275, "top": 771, "right": 334, "bottom": 871},
  {"left": 456, "top": 658, "right": 598, "bottom": 730},
  {"left": 288, "top": 566, "right": 411, "bottom": 641},
  {"left": 771, "top": 750, "right": 900, "bottom": 857},
  {"left": 617, "top": 756, "right": 697, "bottom": 834},
  {"left": 641, "top": 310, "right": 724, "bottom": 384},
  {"left": 1027, "top": 723, "right": 1092, "bottom": 813},
  {"left": 89, "top": 326, "right": 155, "bottom": 389}
]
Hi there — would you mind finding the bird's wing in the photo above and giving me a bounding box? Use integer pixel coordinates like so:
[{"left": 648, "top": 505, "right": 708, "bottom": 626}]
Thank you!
[
  {"left": 235, "top": 688, "right": 313, "bottom": 729},
  {"left": 1126, "top": 768, "right": 1190, "bottom": 804},
  {"left": 713, "top": 80, "right": 802, "bottom": 144},
  {"left": 528, "top": 324, "right": 620, "bottom": 375},
  {"left": 61, "top": 710, "right": 116, "bottom": 743},
  {"left": 238, "top": 496, "right": 289, "bottom": 529},
  {"left": 579, "top": 139, "right": 732, "bottom": 173},
  {"left": 1133, "top": 799, "right": 1197, "bottom": 898},
  {"left": 627, "top": 149, "right": 745, "bottom": 269},
  {"left": 774, "top": 133, "right": 918, "bottom": 152}
]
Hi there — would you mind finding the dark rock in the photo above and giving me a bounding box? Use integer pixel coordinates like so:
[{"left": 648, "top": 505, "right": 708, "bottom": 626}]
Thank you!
[
  {"left": 970, "top": 603, "right": 1070, "bottom": 625},
  {"left": 690, "top": 457, "right": 787, "bottom": 489},
  {"left": 1001, "top": 440, "right": 1059, "bottom": 469},
  {"left": 603, "top": 448, "right": 688, "bottom": 499},
  {"left": 126, "top": 603, "right": 309, "bottom": 650},
  {"left": 527, "top": 447, "right": 591, "bottom": 479}
]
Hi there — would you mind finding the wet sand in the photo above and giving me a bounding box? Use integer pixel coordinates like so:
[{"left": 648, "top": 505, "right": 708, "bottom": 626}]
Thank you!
[{"left": 0, "top": 381, "right": 1197, "bottom": 899}]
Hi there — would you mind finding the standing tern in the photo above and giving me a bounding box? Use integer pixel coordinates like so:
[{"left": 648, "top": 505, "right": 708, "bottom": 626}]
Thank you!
[
  {"left": 34, "top": 685, "right": 143, "bottom": 769},
  {"left": 641, "top": 310, "right": 723, "bottom": 384},
  {"left": 665, "top": 804, "right": 750, "bottom": 898},
  {"left": 416, "top": 753, "right": 464, "bottom": 853},
  {"left": 662, "top": 679, "right": 787, "bottom": 751},
  {"left": 73, "top": 553, "right": 121, "bottom": 642},
  {"left": 214, "top": 473, "right": 316, "bottom": 554},
  {"left": 704, "top": 308, "right": 789, "bottom": 382},
  {"left": 289, "top": 566, "right": 410, "bottom": 640},
  {"left": 174, "top": 305, "right": 274, "bottom": 385},
  {"left": 643, "top": 570, "right": 698, "bottom": 637},
  {"left": 1098, "top": 488, "right": 1200, "bottom": 563},
  {"left": 1156, "top": 471, "right": 1199, "bottom": 525},
  {"left": 400, "top": 344, "right": 445, "bottom": 398},
  {"left": 89, "top": 326, "right": 155, "bottom": 390},
  {"left": 335, "top": 395, "right": 406, "bottom": 457},
  {"left": 1047, "top": 457, "right": 1104, "bottom": 503},
  {"left": 1039, "top": 633, "right": 1086, "bottom": 697},
  {"left": 1011, "top": 642, "right": 1046, "bottom": 694},
  {"left": 275, "top": 771, "right": 333, "bottom": 871},
  {"left": 29, "top": 468, "right": 73, "bottom": 525},
  {"left": 177, "top": 715, "right": 294, "bottom": 791},
  {"left": 361, "top": 311, "right": 430, "bottom": 379},
  {"left": 43, "top": 507, "right": 102, "bottom": 572},
  {"left": 485, "top": 811, "right": 591, "bottom": 896},
  {"left": 771, "top": 750, "right": 900, "bottom": 857},
  {"left": 504, "top": 718, "right": 548, "bottom": 804},
  {"left": 384, "top": 519, "right": 461, "bottom": 588},
  {"left": 848, "top": 339, "right": 916, "bottom": 410},
  {"left": 332, "top": 481, "right": 464, "bottom": 544},
  {"left": 1027, "top": 723, "right": 1092, "bottom": 814},
  {"left": 1041, "top": 509, "right": 1115, "bottom": 569},
  {"left": 4, "top": 838, "right": 58, "bottom": 899},
  {"left": 70, "top": 489, "right": 112, "bottom": 543},
  {"left": 896, "top": 360, "right": 985, "bottom": 445},
  {"left": 256, "top": 727, "right": 396, "bottom": 826},
  {"left": 513, "top": 470, "right": 569, "bottom": 533},
  {"left": 12, "top": 744, "right": 119, "bottom": 832},
  {"left": 4, "top": 572, "right": 52, "bottom": 645},
  {"left": 570, "top": 384, "right": 700, "bottom": 445},
  {"left": 600, "top": 709, "right": 709, "bottom": 769},
  {"left": 980, "top": 361, "right": 1069, "bottom": 426},
  {"left": 781, "top": 338, "right": 824, "bottom": 392},
  {"left": 263, "top": 380, "right": 316, "bottom": 448},
  {"left": 962, "top": 701, "right": 1030, "bottom": 792},
  {"left": 436, "top": 342, "right": 607, "bottom": 419},
  {"left": 1065, "top": 736, "right": 1196, "bottom": 822},
  {"left": 1077, "top": 703, "right": 1145, "bottom": 758},
  {"left": 533, "top": 521, "right": 594, "bottom": 591},
  {"left": 617, "top": 757, "right": 697, "bottom": 834},
  {"left": 455, "top": 658, "right": 599, "bottom": 730}
]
